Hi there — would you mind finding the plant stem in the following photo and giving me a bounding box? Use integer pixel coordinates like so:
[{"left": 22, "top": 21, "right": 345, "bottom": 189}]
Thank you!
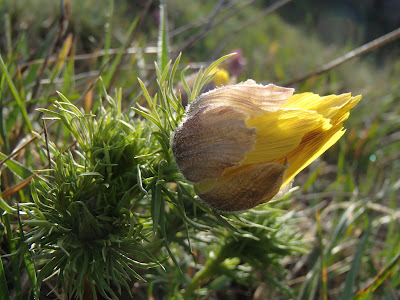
[{"left": 181, "top": 245, "right": 228, "bottom": 298}]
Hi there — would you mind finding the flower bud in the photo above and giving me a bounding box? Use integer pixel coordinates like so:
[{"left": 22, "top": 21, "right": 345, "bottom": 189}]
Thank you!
[{"left": 172, "top": 80, "right": 361, "bottom": 211}]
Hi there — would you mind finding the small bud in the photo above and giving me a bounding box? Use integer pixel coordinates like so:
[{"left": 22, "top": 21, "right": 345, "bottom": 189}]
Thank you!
[{"left": 172, "top": 80, "right": 361, "bottom": 211}]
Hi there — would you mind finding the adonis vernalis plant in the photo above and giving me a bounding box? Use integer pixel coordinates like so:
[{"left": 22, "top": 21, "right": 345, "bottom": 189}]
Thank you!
[{"left": 4, "top": 52, "right": 360, "bottom": 299}]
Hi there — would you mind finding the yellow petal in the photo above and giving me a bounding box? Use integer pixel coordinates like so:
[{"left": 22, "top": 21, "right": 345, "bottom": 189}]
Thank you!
[
  {"left": 277, "top": 125, "right": 345, "bottom": 187},
  {"left": 276, "top": 93, "right": 362, "bottom": 187},
  {"left": 243, "top": 109, "right": 331, "bottom": 164},
  {"left": 284, "top": 93, "right": 349, "bottom": 113},
  {"left": 330, "top": 95, "right": 362, "bottom": 125},
  {"left": 195, "top": 162, "right": 286, "bottom": 211},
  {"left": 283, "top": 93, "right": 362, "bottom": 125}
]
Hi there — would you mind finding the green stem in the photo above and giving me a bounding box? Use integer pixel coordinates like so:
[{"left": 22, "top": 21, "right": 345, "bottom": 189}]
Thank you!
[
  {"left": 181, "top": 245, "right": 228, "bottom": 298},
  {"left": 3, "top": 213, "right": 23, "bottom": 300}
]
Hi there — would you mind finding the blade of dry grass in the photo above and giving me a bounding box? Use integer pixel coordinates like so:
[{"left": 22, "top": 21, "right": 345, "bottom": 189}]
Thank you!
[
  {"left": 354, "top": 250, "right": 400, "bottom": 299},
  {"left": 158, "top": 0, "right": 170, "bottom": 70},
  {"left": 2, "top": 174, "right": 38, "bottom": 199}
]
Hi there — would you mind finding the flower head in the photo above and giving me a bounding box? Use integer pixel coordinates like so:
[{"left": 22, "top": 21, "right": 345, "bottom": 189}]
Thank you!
[{"left": 172, "top": 80, "right": 361, "bottom": 211}]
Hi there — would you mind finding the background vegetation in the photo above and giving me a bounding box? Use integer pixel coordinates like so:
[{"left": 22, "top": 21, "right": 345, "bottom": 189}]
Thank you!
[{"left": 1, "top": 0, "right": 400, "bottom": 299}]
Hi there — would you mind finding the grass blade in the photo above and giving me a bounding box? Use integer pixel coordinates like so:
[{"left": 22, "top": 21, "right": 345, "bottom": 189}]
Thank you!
[
  {"left": 151, "top": 182, "right": 163, "bottom": 234},
  {"left": 0, "top": 196, "right": 17, "bottom": 214},
  {"left": 340, "top": 224, "right": 370, "bottom": 300},
  {"left": 103, "top": 17, "right": 139, "bottom": 88},
  {"left": 316, "top": 210, "right": 328, "bottom": 300},
  {"left": 324, "top": 204, "right": 356, "bottom": 257},
  {"left": 3, "top": 213, "right": 22, "bottom": 300},
  {"left": 353, "top": 250, "right": 400, "bottom": 299},
  {"left": 157, "top": 0, "right": 169, "bottom": 71},
  {"left": 17, "top": 208, "right": 39, "bottom": 300},
  {"left": 0, "top": 152, "right": 35, "bottom": 179},
  {"left": 0, "top": 253, "right": 11, "bottom": 300},
  {"left": 0, "top": 54, "right": 33, "bottom": 132},
  {"left": 101, "top": 0, "right": 114, "bottom": 67}
]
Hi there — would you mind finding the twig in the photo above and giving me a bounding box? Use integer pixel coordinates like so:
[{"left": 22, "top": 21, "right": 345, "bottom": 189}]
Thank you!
[
  {"left": 284, "top": 27, "right": 400, "bottom": 87},
  {"left": 0, "top": 134, "right": 42, "bottom": 167},
  {"left": 25, "top": 60, "right": 208, "bottom": 89},
  {"left": 18, "top": 47, "right": 158, "bottom": 69},
  {"left": 2, "top": 174, "right": 38, "bottom": 198}
]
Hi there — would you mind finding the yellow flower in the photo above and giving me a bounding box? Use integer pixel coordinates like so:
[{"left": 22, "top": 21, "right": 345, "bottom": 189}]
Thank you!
[
  {"left": 212, "top": 68, "right": 230, "bottom": 87},
  {"left": 172, "top": 80, "right": 361, "bottom": 211}
]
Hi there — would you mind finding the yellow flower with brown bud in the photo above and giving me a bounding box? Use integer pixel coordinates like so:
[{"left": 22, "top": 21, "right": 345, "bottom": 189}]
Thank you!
[{"left": 172, "top": 80, "right": 361, "bottom": 212}]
